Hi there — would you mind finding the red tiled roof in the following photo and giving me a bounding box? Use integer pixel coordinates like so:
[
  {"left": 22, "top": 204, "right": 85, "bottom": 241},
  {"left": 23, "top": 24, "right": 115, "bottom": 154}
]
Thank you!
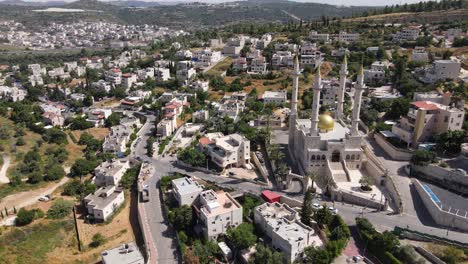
[
  {"left": 165, "top": 105, "right": 177, "bottom": 109},
  {"left": 411, "top": 101, "right": 439, "bottom": 111},
  {"left": 199, "top": 137, "right": 214, "bottom": 146}
]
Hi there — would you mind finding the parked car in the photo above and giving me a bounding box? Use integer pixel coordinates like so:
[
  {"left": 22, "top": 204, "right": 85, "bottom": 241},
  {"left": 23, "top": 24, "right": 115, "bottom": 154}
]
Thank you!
[
  {"left": 312, "top": 203, "right": 321, "bottom": 210},
  {"left": 228, "top": 171, "right": 236, "bottom": 176},
  {"left": 38, "top": 195, "right": 50, "bottom": 202},
  {"left": 328, "top": 206, "right": 338, "bottom": 215}
]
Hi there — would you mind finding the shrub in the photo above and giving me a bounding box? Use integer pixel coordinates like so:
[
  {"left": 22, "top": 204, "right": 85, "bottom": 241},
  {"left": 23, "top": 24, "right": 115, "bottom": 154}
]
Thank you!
[
  {"left": 45, "top": 163, "right": 65, "bottom": 181},
  {"left": 47, "top": 199, "right": 74, "bottom": 219},
  {"left": 89, "top": 233, "right": 106, "bottom": 248},
  {"left": 15, "top": 208, "right": 35, "bottom": 226}
]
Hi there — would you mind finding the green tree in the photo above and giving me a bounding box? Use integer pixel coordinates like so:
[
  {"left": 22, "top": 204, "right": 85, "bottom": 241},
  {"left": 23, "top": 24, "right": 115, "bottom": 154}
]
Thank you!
[
  {"left": 434, "top": 130, "right": 466, "bottom": 155},
  {"left": 70, "top": 158, "right": 99, "bottom": 177},
  {"left": 177, "top": 147, "right": 207, "bottom": 167},
  {"left": 168, "top": 205, "right": 193, "bottom": 231},
  {"left": 314, "top": 205, "right": 333, "bottom": 227},
  {"left": 47, "top": 199, "right": 74, "bottom": 219},
  {"left": 303, "top": 246, "right": 330, "bottom": 264},
  {"left": 227, "top": 223, "right": 257, "bottom": 250},
  {"left": 15, "top": 208, "right": 35, "bottom": 226},
  {"left": 252, "top": 243, "right": 284, "bottom": 264},
  {"left": 301, "top": 187, "right": 314, "bottom": 226},
  {"left": 411, "top": 150, "right": 436, "bottom": 166},
  {"left": 45, "top": 163, "right": 65, "bottom": 181},
  {"left": 105, "top": 113, "right": 121, "bottom": 128},
  {"left": 28, "top": 171, "right": 43, "bottom": 184}
]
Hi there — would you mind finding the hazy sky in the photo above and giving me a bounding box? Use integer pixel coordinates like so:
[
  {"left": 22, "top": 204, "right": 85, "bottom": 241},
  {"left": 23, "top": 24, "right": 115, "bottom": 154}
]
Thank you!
[{"left": 21, "top": 0, "right": 430, "bottom": 7}]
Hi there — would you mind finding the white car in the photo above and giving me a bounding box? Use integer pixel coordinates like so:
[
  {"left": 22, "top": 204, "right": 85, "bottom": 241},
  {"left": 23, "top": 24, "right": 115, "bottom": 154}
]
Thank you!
[
  {"left": 312, "top": 203, "right": 321, "bottom": 209},
  {"left": 38, "top": 196, "right": 50, "bottom": 202},
  {"left": 328, "top": 206, "right": 338, "bottom": 215}
]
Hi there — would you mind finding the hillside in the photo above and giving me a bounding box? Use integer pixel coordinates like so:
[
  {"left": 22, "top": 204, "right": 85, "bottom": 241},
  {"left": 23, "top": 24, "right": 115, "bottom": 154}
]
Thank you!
[
  {"left": 343, "top": 8, "right": 468, "bottom": 24},
  {"left": 0, "top": 0, "right": 370, "bottom": 29}
]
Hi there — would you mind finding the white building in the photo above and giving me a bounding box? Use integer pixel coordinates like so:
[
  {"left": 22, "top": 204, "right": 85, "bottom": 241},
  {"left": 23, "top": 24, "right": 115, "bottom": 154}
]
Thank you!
[
  {"left": 254, "top": 202, "right": 323, "bottom": 263},
  {"left": 195, "top": 190, "right": 243, "bottom": 239},
  {"left": 156, "top": 117, "right": 177, "bottom": 138},
  {"left": 176, "top": 61, "right": 196, "bottom": 83},
  {"left": 337, "top": 31, "right": 359, "bottom": 43},
  {"left": 309, "top": 31, "right": 329, "bottom": 42},
  {"left": 393, "top": 27, "right": 420, "bottom": 42},
  {"left": 199, "top": 133, "right": 250, "bottom": 169},
  {"left": 0, "top": 86, "right": 27, "bottom": 102},
  {"left": 272, "top": 51, "right": 294, "bottom": 69},
  {"left": 189, "top": 80, "right": 209, "bottom": 92},
  {"left": 122, "top": 73, "right": 137, "bottom": 90},
  {"left": 250, "top": 56, "right": 268, "bottom": 74},
  {"left": 94, "top": 159, "right": 130, "bottom": 187},
  {"left": 102, "top": 125, "right": 132, "bottom": 154},
  {"left": 84, "top": 185, "right": 125, "bottom": 222},
  {"left": 192, "top": 110, "right": 209, "bottom": 123},
  {"left": 106, "top": 68, "right": 122, "bottom": 86},
  {"left": 260, "top": 90, "right": 288, "bottom": 104},
  {"left": 423, "top": 59, "right": 461, "bottom": 83},
  {"left": 412, "top": 46, "right": 429, "bottom": 62},
  {"left": 172, "top": 177, "right": 204, "bottom": 206},
  {"left": 193, "top": 48, "right": 222, "bottom": 68},
  {"left": 233, "top": 57, "right": 248, "bottom": 71},
  {"left": 155, "top": 67, "right": 171, "bottom": 82}
]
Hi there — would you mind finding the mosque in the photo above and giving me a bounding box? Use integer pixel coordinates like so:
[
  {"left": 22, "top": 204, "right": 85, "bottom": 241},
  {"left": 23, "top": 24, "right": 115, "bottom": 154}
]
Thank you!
[{"left": 288, "top": 56, "right": 367, "bottom": 181}]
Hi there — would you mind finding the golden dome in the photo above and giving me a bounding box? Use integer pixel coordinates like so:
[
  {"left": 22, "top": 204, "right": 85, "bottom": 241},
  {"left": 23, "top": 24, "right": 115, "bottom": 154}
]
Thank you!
[{"left": 318, "top": 113, "right": 335, "bottom": 131}]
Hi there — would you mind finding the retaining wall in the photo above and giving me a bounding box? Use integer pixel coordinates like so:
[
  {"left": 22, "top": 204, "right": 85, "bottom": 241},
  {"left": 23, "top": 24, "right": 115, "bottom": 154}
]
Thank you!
[
  {"left": 374, "top": 133, "right": 413, "bottom": 161},
  {"left": 414, "top": 246, "right": 445, "bottom": 264},
  {"left": 251, "top": 151, "right": 270, "bottom": 185},
  {"left": 412, "top": 164, "right": 468, "bottom": 195},
  {"left": 413, "top": 179, "right": 468, "bottom": 232},
  {"left": 331, "top": 188, "right": 385, "bottom": 210}
]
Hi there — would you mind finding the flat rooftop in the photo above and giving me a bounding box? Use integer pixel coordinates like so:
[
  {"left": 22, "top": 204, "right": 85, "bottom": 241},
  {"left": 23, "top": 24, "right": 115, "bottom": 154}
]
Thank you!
[
  {"left": 199, "top": 190, "right": 241, "bottom": 217},
  {"left": 85, "top": 186, "right": 123, "bottom": 210},
  {"left": 101, "top": 242, "right": 144, "bottom": 264},
  {"left": 172, "top": 177, "right": 203, "bottom": 195}
]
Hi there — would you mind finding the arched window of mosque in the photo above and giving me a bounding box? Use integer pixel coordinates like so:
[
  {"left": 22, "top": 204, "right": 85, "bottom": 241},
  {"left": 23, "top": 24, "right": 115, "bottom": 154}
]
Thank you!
[
  {"left": 356, "top": 155, "right": 360, "bottom": 160},
  {"left": 311, "top": 155, "right": 315, "bottom": 161},
  {"left": 346, "top": 155, "right": 350, "bottom": 160},
  {"left": 351, "top": 154, "right": 355, "bottom": 160},
  {"left": 321, "top": 155, "right": 326, "bottom": 160}
]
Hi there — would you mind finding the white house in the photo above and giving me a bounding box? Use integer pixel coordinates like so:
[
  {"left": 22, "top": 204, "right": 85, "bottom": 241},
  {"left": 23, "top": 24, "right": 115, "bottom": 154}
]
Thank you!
[
  {"left": 199, "top": 133, "right": 250, "bottom": 169},
  {"left": 423, "top": 59, "right": 461, "bottom": 83},
  {"left": 254, "top": 202, "right": 323, "bottom": 263},
  {"left": 172, "top": 177, "right": 204, "bottom": 206},
  {"left": 250, "top": 56, "right": 268, "bottom": 74},
  {"left": 309, "top": 31, "right": 329, "bottom": 42},
  {"left": 94, "top": 159, "right": 130, "bottom": 187},
  {"left": 412, "top": 46, "right": 429, "bottom": 62},
  {"left": 195, "top": 190, "right": 243, "bottom": 239},
  {"left": 84, "top": 185, "right": 125, "bottom": 222}
]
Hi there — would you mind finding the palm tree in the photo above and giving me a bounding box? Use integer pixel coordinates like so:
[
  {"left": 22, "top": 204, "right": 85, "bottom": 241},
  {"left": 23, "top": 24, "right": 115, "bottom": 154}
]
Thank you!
[{"left": 307, "top": 171, "right": 317, "bottom": 188}]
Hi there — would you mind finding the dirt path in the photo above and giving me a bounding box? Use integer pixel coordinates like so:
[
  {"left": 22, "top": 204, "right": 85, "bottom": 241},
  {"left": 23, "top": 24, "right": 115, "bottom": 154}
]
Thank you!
[
  {"left": 0, "top": 177, "right": 69, "bottom": 212},
  {"left": 0, "top": 155, "right": 10, "bottom": 184}
]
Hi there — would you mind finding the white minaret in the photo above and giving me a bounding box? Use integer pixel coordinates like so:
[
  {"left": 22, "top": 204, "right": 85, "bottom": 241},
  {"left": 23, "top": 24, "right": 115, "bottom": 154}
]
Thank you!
[
  {"left": 350, "top": 65, "right": 366, "bottom": 136},
  {"left": 310, "top": 64, "right": 322, "bottom": 136},
  {"left": 289, "top": 56, "right": 300, "bottom": 148},
  {"left": 336, "top": 55, "right": 347, "bottom": 120}
]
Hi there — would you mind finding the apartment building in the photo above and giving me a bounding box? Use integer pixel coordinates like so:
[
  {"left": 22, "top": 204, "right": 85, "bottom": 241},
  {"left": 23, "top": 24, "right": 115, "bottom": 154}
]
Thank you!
[
  {"left": 300, "top": 42, "right": 322, "bottom": 67},
  {"left": 412, "top": 46, "right": 429, "bottom": 62},
  {"left": 84, "top": 108, "right": 112, "bottom": 127},
  {"left": 364, "top": 61, "right": 389, "bottom": 84},
  {"left": 309, "top": 31, "right": 330, "bottom": 42},
  {"left": 105, "top": 68, "right": 122, "bottom": 86},
  {"left": 250, "top": 56, "right": 268, "bottom": 74},
  {"left": 94, "top": 159, "right": 130, "bottom": 187},
  {"left": 272, "top": 51, "right": 294, "bottom": 69},
  {"left": 393, "top": 27, "right": 421, "bottom": 42},
  {"left": 122, "top": 73, "right": 137, "bottom": 90},
  {"left": 199, "top": 133, "right": 250, "bottom": 169},
  {"left": 156, "top": 117, "right": 177, "bottom": 138},
  {"left": 172, "top": 177, "right": 204, "bottom": 206},
  {"left": 392, "top": 101, "right": 465, "bottom": 147},
  {"left": 84, "top": 185, "right": 125, "bottom": 222},
  {"left": 102, "top": 125, "right": 132, "bottom": 154},
  {"left": 254, "top": 202, "right": 323, "bottom": 263},
  {"left": 422, "top": 59, "right": 461, "bottom": 83},
  {"left": 337, "top": 31, "right": 360, "bottom": 43},
  {"left": 193, "top": 48, "right": 222, "bottom": 68},
  {"left": 233, "top": 57, "right": 248, "bottom": 71},
  {"left": 0, "top": 86, "right": 27, "bottom": 102},
  {"left": 192, "top": 109, "right": 209, "bottom": 123},
  {"left": 176, "top": 61, "right": 197, "bottom": 83},
  {"left": 189, "top": 80, "right": 209, "bottom": 92},
  {"left": 195, "top": 190, "right": 243, "bottom": 239},
  {"left": 155, "top": 67, "right": 171, "bottom": 82}
]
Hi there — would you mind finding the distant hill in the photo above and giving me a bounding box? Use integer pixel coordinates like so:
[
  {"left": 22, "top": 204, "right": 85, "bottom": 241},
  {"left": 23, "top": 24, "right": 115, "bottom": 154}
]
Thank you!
[
  {"left": 0, "top": 0, "right": 372, "bottom": 29},
  {"left": 0, "top": 0, "right": 67, "bottom": 6}
]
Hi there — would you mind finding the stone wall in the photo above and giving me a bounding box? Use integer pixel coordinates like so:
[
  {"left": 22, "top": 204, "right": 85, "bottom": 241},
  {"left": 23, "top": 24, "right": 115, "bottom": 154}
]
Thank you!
[
  {"left": 374, "top": 133, "right": 413, "bottom": 161},
  {"left": 363, "top": 154, "right": 403, "bottom": 213},
  {"left": 412, "top": 164, "right": 468, "bottom": 195},
  {"left": 413, "top": 179, "right": 468, "bottom": 232},
  {"left": 279, "top": 196, "right": 303, "bottom": 208},
  {"left": 331, "top": 188, "right": 385, "bottom": 210},
  {"left": 251, "top": 151, "right": 270, "bottom": 185}
]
